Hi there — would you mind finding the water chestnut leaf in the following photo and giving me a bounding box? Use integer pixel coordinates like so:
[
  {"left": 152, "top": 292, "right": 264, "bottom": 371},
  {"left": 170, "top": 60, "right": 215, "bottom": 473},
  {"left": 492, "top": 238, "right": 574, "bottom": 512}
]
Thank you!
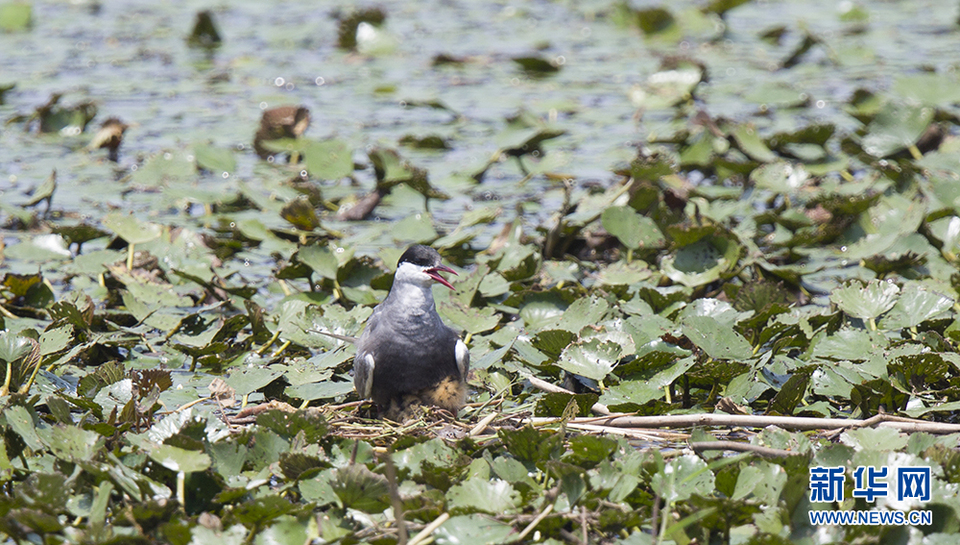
[
  {"left": 192, "top": 143, "right": 235, "bottom": 174},
  {"left": 102, "top": 213, "right": 163, "bottom": 246},
  {"left": 535, "top": 391, "right": 599, "bottom": 417},
  {"left": 498, "top": 425, "right": 562, "bottom": 465},
  {"left": 187, "top": 10, "right": 222, "bottom": 48},
  {"left": 681, "top": 316, "right": 752, "bottom": 360},
  {"left": 861, "top": 101, "right": 934, "bottom": 158},
  {"left": 831, "top": 280, "right": 900, "bottom": 321},
  {"left": 565, "top": 435, "right": 618, "bottom": 467},
  {"left": 280, "top": 196, "right": 320, "bottom": 231},
  {"left": 38, "top": 425, "right": 103, "bottom": 462},
  {"left": 601, "top": 206, "right": 665, "bottom": 249},
  {"left": 651, "top": 454, "right": 714, "bottom": 503},
  {"left": 0, "top": 2, "right": 32, "bottom": 31},
  {"left": 296, "top": 244, "right": 338, "bottom": 280},
  {"left": 879, "top": 283, "right": 953, "bottom": 330},
  {"left": 433, "top": 514, "right": 514, "bottom": 545},
  {"left": 131, "top": 150, "right": 195, "bottom": 187},
  {"left": 840, "top": 427, "right": 909, "bottom": 452},
  {"left": 512, "top": 56, "right": 561, "bottom": 75},
  {"left": 303, "top": 138, "right": 353, "bottom": 180},
  {"left": 557, "top": 338, "right": 621, "bottom": 381},
  {"left": 661, "top": 236, "right": 741, "bottom": 288},
  {"left": 225, "top": 367, "right": 283, "bottom": 397},
  {"left": 731, "top": 123, "right": 777, "bottom": 162},
  {"left": 600, "top": 356, "right": 696, "bottom": 408},
  {"left": 329, "top": 464, "right": 389, "bottom": 513},
  {"left": 447, "top": 477, "right": 521, "bottom": 515},
  {"left": 148, "top": 444, "right": 211, "bottom": 473}
]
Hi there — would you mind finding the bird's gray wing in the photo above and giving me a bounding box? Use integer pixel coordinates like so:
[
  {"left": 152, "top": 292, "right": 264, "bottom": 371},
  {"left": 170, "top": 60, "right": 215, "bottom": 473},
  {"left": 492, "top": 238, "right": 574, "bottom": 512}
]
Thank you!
[
  {"left": 353, "top": 307, "right": 384, "bottom": 399},
  {"left": 454, "top": 335, "right": 469, "bottom": 379}
]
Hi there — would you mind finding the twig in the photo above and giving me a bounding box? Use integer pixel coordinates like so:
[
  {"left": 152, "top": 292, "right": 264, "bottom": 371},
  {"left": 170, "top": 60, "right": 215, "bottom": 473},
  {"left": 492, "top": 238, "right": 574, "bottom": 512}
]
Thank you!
[
  {"left": 381, "top": 451, "right": 408, "bottom": 545},
  {"left": 527, "top": 376, "right": 612, "bottom": 415},
  {"left": 325, "top": 400, "right": 366, "bottom": 411},
  {"left": 566, "top": 422, "right": 687, "bottom": 441},
  {"left": 513, "top": 504, "right": 553, "bottom": 543},
  {"left": 688, "top": 441, "right": 799, "bottom": 458},
  {"left": 0, "top": 302, "right": 19, "bottom": 320},
  {"left": 407, "top": 512, "right": 450, "bottom": 545},
  {"left": 579, "top": 506, "right": 587, "bottom": 545},
  {"left": 469, "top": 412, "right": 499, "bottom": 437},
  {"left": 530, "top": 413, "right": 960, "bottom": 435},
  {"left": 165, "top": 396, "right": 211, "bottom": 414}
]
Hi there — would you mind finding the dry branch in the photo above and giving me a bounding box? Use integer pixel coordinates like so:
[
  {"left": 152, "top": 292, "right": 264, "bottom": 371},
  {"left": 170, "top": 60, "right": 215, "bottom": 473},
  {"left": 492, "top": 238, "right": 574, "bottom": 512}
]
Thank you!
[
  {"left": 689, "top": 441, "right": 799, "bottom": 458},
  {"left": 527, "top": 376, "right": 613, "bottom": 415},
  {"left": 530, "top": 413, "right": 960, "bottom": 434}
]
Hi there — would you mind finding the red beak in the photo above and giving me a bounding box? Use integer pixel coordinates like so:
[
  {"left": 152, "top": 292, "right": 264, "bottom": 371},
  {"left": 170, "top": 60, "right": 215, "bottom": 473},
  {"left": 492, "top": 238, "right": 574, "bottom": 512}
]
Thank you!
[{"left": 426, "top": 265, "right": 457, "bottom": 290}]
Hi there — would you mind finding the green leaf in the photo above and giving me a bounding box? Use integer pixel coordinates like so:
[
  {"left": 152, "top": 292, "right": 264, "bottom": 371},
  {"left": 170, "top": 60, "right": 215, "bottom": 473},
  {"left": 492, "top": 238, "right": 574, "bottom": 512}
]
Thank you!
[
  {"left": 731, "top": 124, "right": 777, "bottom": 162},
  {"left": 438, "top": 301, "right": 500, "bottom": 335},
  {"left": 148, "top": 444, "right": 212, "bottom": 473},
  {"left": 600, "top": 356, "right": 696, "bottom": 407},
  {"left": 601, "top": 206, "right": 665, "bottom": 249},
  {"left": 831, "top": 280, "right": 900, "bottom": 321},
  {"left": 38, "top": 425, "right": 104, "bottom": 462},
  {"left": 565, "top": 435, "right": 618, "bottom": 467},
  {"left": 256, "top": 409, "right": 328, "bottom": 443},
  {"left": 232, "top": 495, "right": 294, "bottom": 527},
  {"left": 556, "top": 296, "right": 610, "bottom": 333},
  {"left": 131, "top": 150, "right": 195, "bottom": 187},
  {"left": 225, "top": 366, "right": 283, "bottom": 396},
  {"left": 299, "top": 468, "right": 339, "bottom": 506},
  {"left": 433, "top": 514, "right": 514, "bottom": 545},
  {"left": 497, "top": 425, "right": 562, "bottom": 465},
  {"left": 192, "top": 143, "right": 236, "bottom": 174},
  {"left": 531, "top": 329, "right": 576, "bottom": 359},
  {"left": 681, "top": 316, "right": 753, "bottom": 360},
  {"left": 861, "top": 101, "right": 934, "bottom": 157},
  {"left": 557, "top": 338, "right": 621, "bottom": 381},
  {"left": 535, "top": 392, "right": 599, "bottom": 417},
  {"left": 297, "top": 244, "right": 339, "bottom": 280},
  {"left": 447, "top": 478, "right": 521, "bottom": 515},
  {"left": 840, "top": 427, "right": 908, "bottom": 452},
  {"left": 813, "top": 327, "right": 884, "bottom": 361},
  {"left": 880, "top": 283, "right": 953, "bottom": 329},
  {"left": 394, "top": 438, "right": 461, "bottom": 478},
  {"left": 280, "top": 196, "right": 320, "bottom": 231},
  {"left": 750, "top": 161, "right": 809, "bottom": 193},
  {"left": 0, "top": 2, "right": 32, "bottom": 31},
  {"left": 731, "top": 461, "right": 786, "bottom": 505},
  {"left": 329, "top": 464, "right": 390, "bottom": 513},
  {"left": 102, "top": 213, "right": 162, "bottom": 245},
  {"left": 661, "top": 236, "right": 741, "bottom": 288},
  {"left": 5, "top": 404, "right": 43, "bottom": 450},
  {"left": 767, "top": 371, "right": 811, "bottom": 416},
  {"left": 303, "top": 138, "right": 353, "bottom": 180},
  {"left": 651, "top": 454, "right": 714, "bottom": 503}
]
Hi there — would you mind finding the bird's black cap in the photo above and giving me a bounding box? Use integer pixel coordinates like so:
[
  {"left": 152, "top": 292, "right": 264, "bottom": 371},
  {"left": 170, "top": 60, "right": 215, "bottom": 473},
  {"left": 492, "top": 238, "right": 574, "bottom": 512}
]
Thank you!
[{"left": 398, "top": 245, "right": 442, "bottom": 268}]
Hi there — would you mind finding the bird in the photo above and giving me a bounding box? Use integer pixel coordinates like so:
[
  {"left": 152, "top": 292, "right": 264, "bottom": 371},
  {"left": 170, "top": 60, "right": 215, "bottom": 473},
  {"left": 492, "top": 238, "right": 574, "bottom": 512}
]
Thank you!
[
  {"left": 352, "top": 245, "right": 470, "bottom": 421},
  {"left": 87, "top": 117, "right": 129, "bottom": 162},
  {"left": 253, "top": 105, "right": 310, "bottom": 160}
]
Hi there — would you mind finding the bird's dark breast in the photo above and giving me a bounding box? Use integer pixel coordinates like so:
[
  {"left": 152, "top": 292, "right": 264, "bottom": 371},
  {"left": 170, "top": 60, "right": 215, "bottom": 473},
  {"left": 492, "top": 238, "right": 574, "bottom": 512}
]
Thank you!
[{"left": 366, "top": 323, "right": 461, "bottom": 408}]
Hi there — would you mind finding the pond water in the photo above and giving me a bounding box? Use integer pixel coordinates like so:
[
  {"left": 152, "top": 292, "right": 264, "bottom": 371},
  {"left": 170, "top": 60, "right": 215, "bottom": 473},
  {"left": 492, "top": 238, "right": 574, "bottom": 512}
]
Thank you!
[{"left": 1, "top": 0, "right": 958, "bottom": 273}]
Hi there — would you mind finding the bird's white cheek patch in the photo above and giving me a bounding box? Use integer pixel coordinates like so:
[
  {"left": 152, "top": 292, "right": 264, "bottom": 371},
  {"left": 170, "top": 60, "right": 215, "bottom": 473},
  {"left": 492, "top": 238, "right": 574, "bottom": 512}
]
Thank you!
[{"left": 455, "top": 339, "right": 469, "bottom": 377}]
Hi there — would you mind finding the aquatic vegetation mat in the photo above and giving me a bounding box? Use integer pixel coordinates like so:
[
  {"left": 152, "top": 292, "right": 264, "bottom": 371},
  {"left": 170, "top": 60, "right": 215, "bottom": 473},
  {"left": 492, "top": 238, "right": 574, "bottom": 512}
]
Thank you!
[{"left": 2, "top": 0, "right": 960, "bottom": 542}]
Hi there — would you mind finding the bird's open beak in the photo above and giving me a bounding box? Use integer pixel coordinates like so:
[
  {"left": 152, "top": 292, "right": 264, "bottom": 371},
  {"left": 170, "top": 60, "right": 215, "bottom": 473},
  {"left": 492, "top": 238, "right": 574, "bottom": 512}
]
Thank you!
[{"left": 426, "top": 265, "right": 458, "bottom": 290}]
